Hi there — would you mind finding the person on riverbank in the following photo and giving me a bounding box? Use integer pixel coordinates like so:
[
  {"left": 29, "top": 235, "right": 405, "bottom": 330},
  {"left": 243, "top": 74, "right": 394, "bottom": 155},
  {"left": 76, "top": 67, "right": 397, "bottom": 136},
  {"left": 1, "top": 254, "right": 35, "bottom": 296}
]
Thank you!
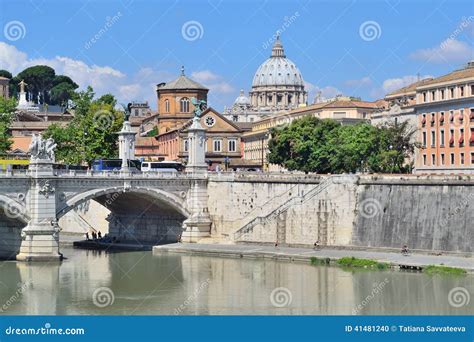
[
  {"left": 313, "top": 240, "right": 320, "bottom": 250},
  {"left": 98, "top": 231, "right": 102, "bottom": 239},
  {"left": 85, "top": 232, "right": 90, "bottom": 241},
  {"left": 402, "top": 245, "right": 409, "bottom": 255}
]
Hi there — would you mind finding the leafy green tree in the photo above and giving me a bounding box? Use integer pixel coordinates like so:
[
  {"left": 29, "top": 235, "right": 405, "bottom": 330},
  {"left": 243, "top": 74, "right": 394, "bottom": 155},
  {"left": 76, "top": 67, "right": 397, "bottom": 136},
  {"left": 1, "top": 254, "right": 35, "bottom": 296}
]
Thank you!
[
  {"left": 17, "top": 65, "right": 56, "bottom": 104},
  {"left": 52, "top": 75, "right": 78, "bottom": 88},
  {"left": 96, "top": 93, "right": 117, "bottom": 107},
  {"left": 0, "top": 70, "right": 12, "bottom": 79},
  {"left": 0, "top": 97, "right": 18, "bottom": 154},
  {"left": 50, "top": 82, "right": 77, "bottom": 107},
  {"left": 268, "top": 116, "right": 340, "bottom": 173},
  {"left": 43, "top": 87, "right": 123, "bottom": 165},
  {"left": 268, "top": 116, "right": 418, "bottom": 174}
]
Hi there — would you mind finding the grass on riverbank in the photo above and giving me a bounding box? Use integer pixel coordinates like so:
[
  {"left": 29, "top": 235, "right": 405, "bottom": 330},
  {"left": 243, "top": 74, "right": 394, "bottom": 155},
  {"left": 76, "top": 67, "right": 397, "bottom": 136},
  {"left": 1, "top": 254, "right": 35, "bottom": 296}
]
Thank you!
[
  {"left": 337, "top": 257, "right": 389, "bottom": 270},
  {"left": 423, "top": 265, "right": 466, "bottom": 275}
]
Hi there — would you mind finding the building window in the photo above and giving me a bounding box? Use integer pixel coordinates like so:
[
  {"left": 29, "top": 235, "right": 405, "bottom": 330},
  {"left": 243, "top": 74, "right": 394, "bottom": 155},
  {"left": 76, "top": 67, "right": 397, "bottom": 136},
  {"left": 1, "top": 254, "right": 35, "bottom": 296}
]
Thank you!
[
  {"left": 228, "top": 139, "right": 237, "bottom": 152},
  {"left": 422, "top": 131, "right": 427, "bottom": 146},
  {"left": 165, "top": 99, "right": 170, "bottom": 113},
  {"left": 449, "top": 129, "right": 454, "bottom": 146},
  {"left": 213, "top": 139, "right": 222, "bottom": 152},
  {"left": 431, "top": 131, "right": 435, "bottom": 147},
  {"left": 459, "top": 128, "right": 464, "bottom": 146},
  {"left": 431, "top": 91, "right": 435, "bottom": 101},
  {"left": 449, "top": 110, "right": 454, "bottom": 123},
  {"left": 421, "top": 114, "right": 426, "bottom": 126},
  {"left": 441, "top": 153, "right": 445, "bottom": 165},
  {"left": 183, "top": 139, "right": 189, "bottom": 152},
  {"left": 450, "top": 153, "right": 455, "bottom": 165},
  {"left": 441, "top": 89, "right": 445, "bottom": 99},
  {"left": 423, "top": 92, "right": 427, "bottom": 102},
  {"left": 471, "top": 152, "right": 474, "bottom": 164},
  {"left": 460, "top": 109, "right": 464, "bottom": 123},
  {"left": 440, "top": 129, "right": 445, "bottom": 146},
  {"left": 232, "top": 115, "right": 238, "bottom": 122},
  {"left": 440, "top": 111, "right": 445, "bottom": 125},
  {"left": 471, "top": 127, "right": 474, "bottom": 146},
  {"left": 180, "top": 97, "right": 190, "bottom": 112},
  {"left": 460, "top": 153, "right": 465, "bottom": 164},
  {"left": 471, "top": 84, "right": 474, "bottom": 96},
  {"left": 134, "top": 109, "right": 139, "bottom": 116},
  {"left": 450, "top": 88, "right": 454, "bottom": 98},
  {"left": 423, "top": 154, "right": 427, "bottom": 165},
  {"left": 460, "top": 86, "right": 464, "bottom": 97},
  {"left": 431, "top": 154, "right": 436, "bottom": 165},
  {"left": 430, "top": 113, "right": 435, "bottom": 125}
]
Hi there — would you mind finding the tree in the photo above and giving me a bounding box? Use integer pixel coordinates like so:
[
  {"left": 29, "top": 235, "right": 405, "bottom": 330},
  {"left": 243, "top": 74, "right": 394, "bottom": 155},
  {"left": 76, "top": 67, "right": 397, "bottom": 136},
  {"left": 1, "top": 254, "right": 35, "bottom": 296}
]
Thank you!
[
  {"left": 0, "top": 70, "right": 12, "bottom": 79},
  {"left": 43, "top": 87, "right": 123, "bottom": 165},
  {"left": 96, "top": 93, "right": 117, "bottom": 107},
  {"left": 268, "top": 116, "right": 418, "bottom": 174},
  {"left": 0, "top": 97, "right": 18, "bottom": 154},
  {"left": 17, "top": 65, "right": 56, "bottom": 104},
  {"left": 50, "top": 82, "right": 77, "bottom": 107},
  {"left": 52, "top": 75, "right": 78, "bottom": 88},
  {"left": 268, "top": 116, "right": 340, "bottom": 173}
]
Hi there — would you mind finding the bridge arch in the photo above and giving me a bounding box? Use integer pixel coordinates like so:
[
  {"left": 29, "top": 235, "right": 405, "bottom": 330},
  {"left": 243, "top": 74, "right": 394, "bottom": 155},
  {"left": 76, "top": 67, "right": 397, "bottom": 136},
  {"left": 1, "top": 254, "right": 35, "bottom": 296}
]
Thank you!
[
  {"left": 57, "top": 186, "right": 190, "bottom": 245},
  {"left": 0, "top": 194, "right": 29, "bottom": 259}
]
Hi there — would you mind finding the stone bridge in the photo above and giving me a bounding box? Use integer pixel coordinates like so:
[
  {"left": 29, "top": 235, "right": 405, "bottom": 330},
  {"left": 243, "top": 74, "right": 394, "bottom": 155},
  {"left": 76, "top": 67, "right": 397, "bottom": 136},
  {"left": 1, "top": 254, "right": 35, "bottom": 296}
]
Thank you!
[{"left": 0, "top": 165, "right": 211, "bottom": 261}]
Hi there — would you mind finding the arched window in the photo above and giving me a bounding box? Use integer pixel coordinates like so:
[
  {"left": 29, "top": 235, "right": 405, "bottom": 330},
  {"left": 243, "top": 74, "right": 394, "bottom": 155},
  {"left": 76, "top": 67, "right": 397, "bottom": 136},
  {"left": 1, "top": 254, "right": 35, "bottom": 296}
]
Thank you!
[
  {"left": 180, "top": 97, "right": 190, "bottom": 112},
  {"left": 164, "top": 99, "right": 170, "bottom": 113}
]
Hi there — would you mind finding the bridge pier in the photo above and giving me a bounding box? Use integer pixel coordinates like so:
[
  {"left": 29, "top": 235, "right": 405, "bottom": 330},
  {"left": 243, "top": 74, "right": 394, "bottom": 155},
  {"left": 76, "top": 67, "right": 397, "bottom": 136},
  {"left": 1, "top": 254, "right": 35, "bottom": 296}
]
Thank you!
[
  {"left": 16, "top": 159, "right": 62, "bottom": 262},
  {"left": 181, "top": 117, "right": 211, "bottom": 242}
]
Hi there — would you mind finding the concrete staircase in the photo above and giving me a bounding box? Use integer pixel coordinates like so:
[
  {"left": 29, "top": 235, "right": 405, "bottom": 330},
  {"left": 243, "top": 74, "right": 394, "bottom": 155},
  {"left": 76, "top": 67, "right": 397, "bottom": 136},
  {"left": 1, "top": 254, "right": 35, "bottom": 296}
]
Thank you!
[{"left": 233, "top": 177, "right": 333, "bottom": 241}]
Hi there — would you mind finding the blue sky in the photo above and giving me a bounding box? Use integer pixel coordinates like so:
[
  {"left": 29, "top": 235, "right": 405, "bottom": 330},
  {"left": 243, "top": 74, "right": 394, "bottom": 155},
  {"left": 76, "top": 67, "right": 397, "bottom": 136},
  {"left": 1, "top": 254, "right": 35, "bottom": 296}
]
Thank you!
[{"left": 1, "top": 0, "right": 473, "bottom": 110}]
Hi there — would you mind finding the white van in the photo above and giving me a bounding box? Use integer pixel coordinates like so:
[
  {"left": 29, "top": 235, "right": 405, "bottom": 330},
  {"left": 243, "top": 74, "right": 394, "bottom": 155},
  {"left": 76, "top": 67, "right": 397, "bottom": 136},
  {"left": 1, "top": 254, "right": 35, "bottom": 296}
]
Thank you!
[{"left": 141, "top": 161, "right": 183, "bottom": 173}]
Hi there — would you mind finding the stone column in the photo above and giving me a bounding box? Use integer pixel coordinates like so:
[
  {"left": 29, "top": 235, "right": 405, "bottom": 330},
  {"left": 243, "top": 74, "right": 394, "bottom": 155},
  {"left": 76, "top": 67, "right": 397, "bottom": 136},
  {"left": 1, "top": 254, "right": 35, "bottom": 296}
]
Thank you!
[
  {"left": 17, "top": 159, "right": 62, "bottom": 262},
  {"left": 118, "top": 121, "right": 137, "bottom": 171},
  {"left": 182, "top": 117, "right": 211, "bottom": 242}
]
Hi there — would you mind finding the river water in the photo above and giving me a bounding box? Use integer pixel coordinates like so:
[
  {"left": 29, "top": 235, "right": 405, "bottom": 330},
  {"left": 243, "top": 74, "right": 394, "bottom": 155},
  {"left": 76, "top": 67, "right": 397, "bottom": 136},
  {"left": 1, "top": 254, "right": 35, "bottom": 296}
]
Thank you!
[{"left": 0, "top": 247, "right": 472, "bottom": 315}]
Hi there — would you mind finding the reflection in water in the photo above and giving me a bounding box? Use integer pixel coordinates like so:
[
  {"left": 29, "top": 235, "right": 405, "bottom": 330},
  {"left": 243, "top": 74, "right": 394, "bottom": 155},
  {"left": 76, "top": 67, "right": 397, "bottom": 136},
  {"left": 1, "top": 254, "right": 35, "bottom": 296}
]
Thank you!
[{"left": 0, "top": 247, "right": 472, "bottom": 315}]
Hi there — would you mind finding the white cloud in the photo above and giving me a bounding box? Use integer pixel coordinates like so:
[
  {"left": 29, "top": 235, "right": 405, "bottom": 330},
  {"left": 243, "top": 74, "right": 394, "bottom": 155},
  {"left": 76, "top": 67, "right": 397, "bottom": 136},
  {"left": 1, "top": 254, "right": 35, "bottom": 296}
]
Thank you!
[
  {"left": 191, "top": 70, "right": 220, "bottom": 82},
  {"left": 0, "top": 42, "right": 238, "bottom": 110},
  {"left": 305, "top": 81, "right": 342, "bottom": 103},
  {"left": 191, "top": 69, "right": 235, "bottom": 95},
  {"left": 409, "top": 39, "right": 474, "bottom": 63},
  {"left": 344, "top": 76, "right": 372, "bottom": 88},
  {"left": 382, "top": 74, "right": 432, "bottom": 94}
]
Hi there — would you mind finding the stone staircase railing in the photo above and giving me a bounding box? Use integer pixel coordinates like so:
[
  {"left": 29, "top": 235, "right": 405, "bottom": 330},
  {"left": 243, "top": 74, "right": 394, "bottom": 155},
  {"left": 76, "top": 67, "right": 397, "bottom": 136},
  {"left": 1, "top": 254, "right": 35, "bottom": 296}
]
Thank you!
[{"left": 233, "top": 177, "right": 333, "bottom": 241}]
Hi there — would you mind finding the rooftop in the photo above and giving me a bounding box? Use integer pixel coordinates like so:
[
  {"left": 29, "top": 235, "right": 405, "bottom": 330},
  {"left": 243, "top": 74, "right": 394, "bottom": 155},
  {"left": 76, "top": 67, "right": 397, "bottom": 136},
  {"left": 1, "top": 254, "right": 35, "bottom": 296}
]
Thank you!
[{"left": 157, "top": 67, "right": 208, "bottom": 91}]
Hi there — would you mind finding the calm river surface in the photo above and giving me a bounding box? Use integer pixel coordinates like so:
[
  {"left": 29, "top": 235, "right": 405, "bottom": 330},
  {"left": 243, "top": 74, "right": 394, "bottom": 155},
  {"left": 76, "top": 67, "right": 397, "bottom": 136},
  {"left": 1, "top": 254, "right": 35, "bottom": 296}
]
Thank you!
[{"left": 0, "top": 247, "right": 472, "bottom": 315}]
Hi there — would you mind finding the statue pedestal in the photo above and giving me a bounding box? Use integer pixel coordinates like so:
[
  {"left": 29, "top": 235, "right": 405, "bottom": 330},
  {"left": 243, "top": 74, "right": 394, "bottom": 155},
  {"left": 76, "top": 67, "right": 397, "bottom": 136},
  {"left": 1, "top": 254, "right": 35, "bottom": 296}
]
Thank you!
[
  {"left": 118, "top": 121, "right": 136, "bottom": 171},
  {"left": 16, "top": 222, "right": 62, "bottom": 262},
  {"left": 181, "top": 117, "right": 211, "bottom": 242},
  {"left": 17, "top": 157, "right": 62, "bottom": 262}
]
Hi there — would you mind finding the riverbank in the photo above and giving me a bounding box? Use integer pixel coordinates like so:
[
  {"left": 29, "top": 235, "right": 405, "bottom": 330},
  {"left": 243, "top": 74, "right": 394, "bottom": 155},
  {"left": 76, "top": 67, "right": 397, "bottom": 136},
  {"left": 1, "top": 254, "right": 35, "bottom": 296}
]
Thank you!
[{"left": 153, "top": 243, "right": 474, "bottom": 273}]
